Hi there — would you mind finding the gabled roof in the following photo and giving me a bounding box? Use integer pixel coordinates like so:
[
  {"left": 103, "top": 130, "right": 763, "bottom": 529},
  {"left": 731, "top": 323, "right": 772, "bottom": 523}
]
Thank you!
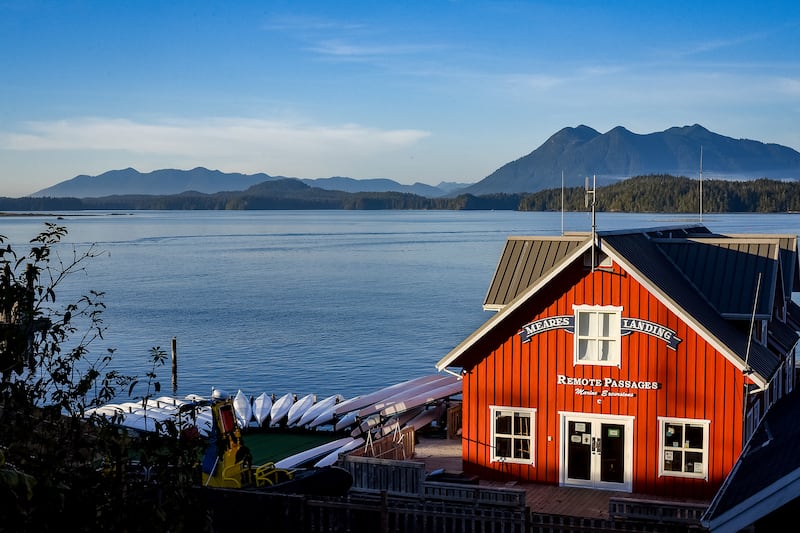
[
  {"left": 483, "top": 236, "right": 588, "bottom": 311},
  {"left": 654, "top": 238, "right": 779, "bottom": 319},
  {"left": 701, "top": 388, "right": 800, "bottom": 533},
  {"left": 437, "top": 225, "right": 797, "bottom": 389}
]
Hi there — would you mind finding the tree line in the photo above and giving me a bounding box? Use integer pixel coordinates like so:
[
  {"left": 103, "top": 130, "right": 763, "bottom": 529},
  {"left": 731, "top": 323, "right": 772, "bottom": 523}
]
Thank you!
[{"left": 2, "top": 174, "right": 799, "bottom": 212}]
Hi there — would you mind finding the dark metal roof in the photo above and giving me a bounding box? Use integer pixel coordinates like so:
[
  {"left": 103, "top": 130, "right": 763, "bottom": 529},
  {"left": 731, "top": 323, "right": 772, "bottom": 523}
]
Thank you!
[
  {"left": 654, "top": 238, "right": 779, "bottom": 319},
  {"left": 483, "top": 235, "right": 588, "bottom": 310},
  {"left": 702, "top": 388, "right": 800, "bottom": 532},
  {"left": 724, "top": 234, "right": 800, "bottom": 299},
  {"left": 602, "top": 232, "right": 782, "bottom": 381},
  {"left": 441, "top": 225, "right": 796, "bottom": 385}
]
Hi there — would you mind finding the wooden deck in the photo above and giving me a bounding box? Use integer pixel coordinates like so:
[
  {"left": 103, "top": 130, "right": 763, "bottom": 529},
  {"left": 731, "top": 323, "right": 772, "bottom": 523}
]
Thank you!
[{"left": 411, "top": 435, "right": 709, "bottom": 520}]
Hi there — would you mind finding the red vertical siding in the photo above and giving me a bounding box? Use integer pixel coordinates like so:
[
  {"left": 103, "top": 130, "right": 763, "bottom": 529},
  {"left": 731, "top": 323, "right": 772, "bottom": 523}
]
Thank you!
[{"left": 461, "top": 261, "right": 748, "bottom": 499}]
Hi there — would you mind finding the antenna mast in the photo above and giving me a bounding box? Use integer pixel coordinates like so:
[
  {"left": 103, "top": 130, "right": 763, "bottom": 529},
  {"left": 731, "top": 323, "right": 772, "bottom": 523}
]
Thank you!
[
  {"left": 561, "top": 170, "right": 565, "bottom": 235},
  {"left": 699, "top": 146, "right": 703, "bottom": 222},
  {"left": 585, "top": 175, "right": 597, "bottom": 271}
]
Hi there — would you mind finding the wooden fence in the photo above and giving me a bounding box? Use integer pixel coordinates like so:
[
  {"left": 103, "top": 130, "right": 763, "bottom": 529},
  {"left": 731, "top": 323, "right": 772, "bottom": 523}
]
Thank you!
[{"left": 201, "top": 454, "right": 707, "bottom": 533}]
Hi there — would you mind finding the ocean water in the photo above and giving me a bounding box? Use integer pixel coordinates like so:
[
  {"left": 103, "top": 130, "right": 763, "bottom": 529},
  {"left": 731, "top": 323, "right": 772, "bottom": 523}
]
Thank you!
[{"left": 2, "top": 210, "right": 798, "bottom": 401}]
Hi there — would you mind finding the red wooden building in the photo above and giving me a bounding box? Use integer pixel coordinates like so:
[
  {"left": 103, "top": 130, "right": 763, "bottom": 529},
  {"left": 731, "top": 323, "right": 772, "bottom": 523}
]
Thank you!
[{"left": 436, "top": 225, "right": 800, "bottom": 500}]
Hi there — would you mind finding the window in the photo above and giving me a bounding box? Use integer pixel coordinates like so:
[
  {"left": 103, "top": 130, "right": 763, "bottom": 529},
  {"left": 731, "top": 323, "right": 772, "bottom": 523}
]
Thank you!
[
  {"left": 573, "top": 305, "right": 622, "bottom": 366},
  {"left": 490, "top": 406, "right": 536, "bottom": 464},
  {"left": 658, "top": 417, "right": 710, "bottom": 479}
]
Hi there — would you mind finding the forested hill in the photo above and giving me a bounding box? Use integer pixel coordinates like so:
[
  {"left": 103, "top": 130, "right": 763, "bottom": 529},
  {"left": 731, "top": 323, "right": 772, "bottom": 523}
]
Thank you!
[{"left": 3, "top": 175, "right": 800, "bottom": 213}]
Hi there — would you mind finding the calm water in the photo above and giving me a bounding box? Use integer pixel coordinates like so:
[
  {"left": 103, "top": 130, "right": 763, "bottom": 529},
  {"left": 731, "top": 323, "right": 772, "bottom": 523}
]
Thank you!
[{"left": 2, "top": 210, "right": 798, "bottom": 401}]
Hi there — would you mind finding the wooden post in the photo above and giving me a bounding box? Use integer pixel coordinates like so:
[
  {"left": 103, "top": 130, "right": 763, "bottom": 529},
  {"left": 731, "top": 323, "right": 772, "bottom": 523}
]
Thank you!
[{"left": 171, "top": 336, "right": 178, "bottom": 394}]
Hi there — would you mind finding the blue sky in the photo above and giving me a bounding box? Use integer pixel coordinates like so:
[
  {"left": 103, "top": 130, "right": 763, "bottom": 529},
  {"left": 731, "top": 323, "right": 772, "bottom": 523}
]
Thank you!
[{"left": 1, "top": 1, "right": 798, "bottom": 197}]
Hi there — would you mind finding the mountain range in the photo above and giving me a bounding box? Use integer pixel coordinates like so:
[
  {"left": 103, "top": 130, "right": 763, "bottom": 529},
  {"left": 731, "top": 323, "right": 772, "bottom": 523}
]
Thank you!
[{"left": 29, "top": 124, "right": 800, "bottom": 198}]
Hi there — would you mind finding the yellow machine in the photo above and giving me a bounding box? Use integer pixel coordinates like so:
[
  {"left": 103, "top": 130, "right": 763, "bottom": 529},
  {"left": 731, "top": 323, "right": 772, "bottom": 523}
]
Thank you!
[{"left": 200, "top": 391, "right": 292, "bottom": 489}]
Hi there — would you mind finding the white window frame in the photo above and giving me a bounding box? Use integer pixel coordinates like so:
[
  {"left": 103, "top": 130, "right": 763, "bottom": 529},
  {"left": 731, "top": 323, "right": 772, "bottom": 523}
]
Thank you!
[
  {"left": 489, "top": 406, "right": 536, "bottom": 465},
  {"left": 657, "top": 417, "right": 710, "bottom": 480},
  {"left": 572, "top": 305, "right": 622, "bottom": 367}
]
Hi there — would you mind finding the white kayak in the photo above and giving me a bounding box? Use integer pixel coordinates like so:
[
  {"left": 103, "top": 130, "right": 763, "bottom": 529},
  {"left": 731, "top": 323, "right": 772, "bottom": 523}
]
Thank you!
[
  {"left": 275, "top": 437, "right": 356, "bottom": 469},
  {"left": 270, "top": 393, "right": 295, "bottom": 426},
  {"left": 375, "top": 405, "right": 426, "bottom": 439},
  {"left": 286, "top": 393, "right": 316, "bottom": 427},
  {"left": 233, "top": 390, "right": 253, "bottom": 429},
  {"left": 314, "top": 437, "right": 365, "bottom": 467},
  {"left": 252, "top": 392, "right": 272, "bottom": 426},
  {"left": 380, "top": 380, "right": 462, "bottom": 417},
  {"left": 297, "top": 393, "right": 344, "bottom": 427},
  {"left": 333, "top": 409, "right": 360, "bottom": 432},
  {"left": 357, "top": 374, "right": 457, "bottom": 418},
  {"left": 404, "top": 403, "right": 446, "bottom": 432},
  {"left": 332, "top": 374, "right": 443, "bottom": 416}
]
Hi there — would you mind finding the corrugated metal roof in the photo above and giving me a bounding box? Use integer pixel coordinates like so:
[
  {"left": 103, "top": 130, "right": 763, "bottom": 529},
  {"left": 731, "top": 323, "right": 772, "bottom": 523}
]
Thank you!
[
  {"left": 654, "top": 238, "right": 780, "bottom": 319},
  {"left": 443, "top": 225, "right": 797, "bottom": 385},
  {"left": 602, "top": 232, "right": 782, "bottom": 382},
  {"left": 483, "top": 235, "right": 588, "bottom": 310}
]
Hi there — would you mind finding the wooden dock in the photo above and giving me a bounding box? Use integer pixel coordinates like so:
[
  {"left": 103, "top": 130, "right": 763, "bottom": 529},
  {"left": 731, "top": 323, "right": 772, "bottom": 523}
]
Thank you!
[{"left": 410, "top": 434, "right": 709, "bottom": 523}]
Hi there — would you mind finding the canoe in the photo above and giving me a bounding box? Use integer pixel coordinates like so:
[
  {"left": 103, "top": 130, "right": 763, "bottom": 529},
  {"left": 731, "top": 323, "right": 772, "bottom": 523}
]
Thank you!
[
  {"left": 233, "top": 390, "right": 253, "bottom": 428},
  {"left": 274, "top": 437, "right": 356, "bottom": 469},
  {"left": 270, "top": 393, "right": 295, "bottom": 426},
  {"left": 252, "top": 392, "right": 272, "bottom": 426},
  {"left": 308, "top": 396, "right": 349, "bottom": 429},
  {"left": 333, "top": 410, "right": 360, "bottom": 432},
  {"left": 332, "top": 374, "right": 444, "bottom": 416},
  {"left": 375, "top": 405, "right": 426, "bottom": 439},
  {"left": 154, "top": 396, "right": 192, "bottom": 408},
  {"left": 286, "top": 393, "right": 316, "bottom": 427},
  {"left": 357, "top": 374, "right": 457, "bottom": 418},
  {"left": 297, "top": 393, "right": 344, "bottom": 427},
  {"left": 404, "top": 403, "right": 445, "bottom": 432},
  {"left": 350, "top": 413, "right": 382, "bottom": 438},
  {"left": 380, "top": 379, "right": 462, "bottom": 417},
  {"left": 314, "top": 437, "right": 365, "bottom": 467}
]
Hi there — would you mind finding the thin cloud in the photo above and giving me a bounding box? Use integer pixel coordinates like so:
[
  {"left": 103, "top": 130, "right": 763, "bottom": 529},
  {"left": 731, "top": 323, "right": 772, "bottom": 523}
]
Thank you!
[
  {"left": 262, "top": 14, "right": 366, "bottom": 33},
  {"left": 1, "top": 117, "right": 430, "bottom": 157}
]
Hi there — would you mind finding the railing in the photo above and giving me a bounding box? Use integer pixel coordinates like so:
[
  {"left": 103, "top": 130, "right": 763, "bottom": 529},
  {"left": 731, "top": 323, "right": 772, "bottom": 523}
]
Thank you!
[
  {"left": 424, "top": 480, "right": 527, "bottom": 507},
  {"left": 608, "top": 496, "right": 708, "bottom": 526},
  {"left": 339, "top": 454, "right": 427, "bottom": 496}
]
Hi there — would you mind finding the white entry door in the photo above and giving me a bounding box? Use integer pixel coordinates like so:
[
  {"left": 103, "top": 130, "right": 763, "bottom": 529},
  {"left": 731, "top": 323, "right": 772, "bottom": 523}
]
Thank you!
[{"left": 560, "top": 413, "right": 633, "bottom": 492}]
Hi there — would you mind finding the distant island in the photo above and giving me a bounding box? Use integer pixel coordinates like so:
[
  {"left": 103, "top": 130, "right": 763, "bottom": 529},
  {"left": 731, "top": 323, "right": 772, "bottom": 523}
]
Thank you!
[{"left": 4, "top": 175, "right": 800, "bottom": 213}]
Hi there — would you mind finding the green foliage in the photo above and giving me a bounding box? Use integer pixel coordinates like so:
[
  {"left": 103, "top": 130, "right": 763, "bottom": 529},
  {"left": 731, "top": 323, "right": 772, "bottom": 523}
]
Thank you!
[
  {"left": 0, "top": 224, "right": 210, "bottom": 532},
  {"left": 519, "top": 175, "right": 800, "bottom": 213}
]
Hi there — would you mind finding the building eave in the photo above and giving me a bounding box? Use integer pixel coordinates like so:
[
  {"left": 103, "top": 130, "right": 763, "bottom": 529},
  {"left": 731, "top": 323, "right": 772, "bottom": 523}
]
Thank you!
[{"left": 436, "top": 238, "right": 595, "bottom": 371}]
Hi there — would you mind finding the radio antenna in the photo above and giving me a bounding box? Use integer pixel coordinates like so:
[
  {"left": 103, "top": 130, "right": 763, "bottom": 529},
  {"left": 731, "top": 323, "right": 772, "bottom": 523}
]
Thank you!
[
  {"left": 699, "top": 146, "right": 704, "bottom": 222},
  {"left": 561, "top": 170, "right": 565, "bottom": 235},
  {"left": 585, "top": 175, "right": 597, "bottom": 271}
]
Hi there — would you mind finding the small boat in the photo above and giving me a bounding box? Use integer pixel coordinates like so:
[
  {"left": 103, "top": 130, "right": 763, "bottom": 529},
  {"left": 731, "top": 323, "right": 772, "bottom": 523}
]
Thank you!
[
  {"left": 269, "top": 393, "right": 295, "bottom": 426},
  {"left": 274, "top": 437, "right": 356, "bottom": 469},
  {"left": 286, "top": 393, "right": 316, "bottom": 427},
  {"left": 314, "top": 437, "right": 364, "bottom": 468},
  {"left": 350, "top": 413, "right": 382, "bottom": 438},
  {"left": 233, "top": 390, "right": 253, "bottom": 429},
  {"left": 252, "top": 392, "right": 272, "bottom": 426},
  {"left": 297, "top": 393, "right": 343, "bottom": 427},
  {"left": 357, "top": 374, "right": 456, "bottom": 418},
  {"left": 404, "top": 403, "right": 445, "bottom": 432},
  {"left": 380, "top": 379, "right": 462, "bottom": 417},
  {"left": 333, "top": 409, "right": 359, "bottom": 432},
  {"left": 375, "top": 405, "right": 426, "bottom": 439},
  {"left": 332, "top": 374, "right": 443, "bottom": 416}
]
